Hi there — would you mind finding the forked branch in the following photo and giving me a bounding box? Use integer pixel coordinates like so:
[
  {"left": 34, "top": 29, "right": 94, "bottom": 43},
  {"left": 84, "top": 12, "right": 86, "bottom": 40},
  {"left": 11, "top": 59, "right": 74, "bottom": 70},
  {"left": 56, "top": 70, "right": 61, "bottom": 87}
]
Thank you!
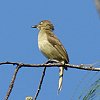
[{"left": 0, "top": 61, "right": 100, "bottom": 100}]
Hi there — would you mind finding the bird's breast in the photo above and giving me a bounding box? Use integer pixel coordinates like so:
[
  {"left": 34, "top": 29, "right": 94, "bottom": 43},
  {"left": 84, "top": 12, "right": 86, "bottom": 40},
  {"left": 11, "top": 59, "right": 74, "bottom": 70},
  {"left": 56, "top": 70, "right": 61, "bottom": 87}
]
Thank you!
[
  {"left": 38, "top": 31, "right": 48, "bottom": 52},
  {"left": 38, "top": 31, "right": 62, "bottom": 60}
]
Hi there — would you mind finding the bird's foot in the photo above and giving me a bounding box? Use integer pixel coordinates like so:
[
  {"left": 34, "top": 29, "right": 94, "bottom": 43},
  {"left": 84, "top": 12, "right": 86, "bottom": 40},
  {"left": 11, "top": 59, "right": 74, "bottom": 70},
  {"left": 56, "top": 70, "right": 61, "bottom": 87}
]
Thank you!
[{"left": 45, "top": 59, "right": 60, "bottom": 64}]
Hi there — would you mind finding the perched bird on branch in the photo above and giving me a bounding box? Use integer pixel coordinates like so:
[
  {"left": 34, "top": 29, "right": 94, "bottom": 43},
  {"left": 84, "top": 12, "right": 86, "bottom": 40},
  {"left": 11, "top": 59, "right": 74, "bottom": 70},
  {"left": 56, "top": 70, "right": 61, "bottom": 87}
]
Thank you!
[{"left": 32, "top": 20, "right": 69, "bottom": 93}]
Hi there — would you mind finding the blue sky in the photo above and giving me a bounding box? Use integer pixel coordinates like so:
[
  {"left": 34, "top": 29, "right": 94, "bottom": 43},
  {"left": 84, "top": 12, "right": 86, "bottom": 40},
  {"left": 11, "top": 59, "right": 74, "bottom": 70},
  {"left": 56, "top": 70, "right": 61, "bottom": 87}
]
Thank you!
[{"left": 0, "top": 0, "right": 100, "bottom": 100}]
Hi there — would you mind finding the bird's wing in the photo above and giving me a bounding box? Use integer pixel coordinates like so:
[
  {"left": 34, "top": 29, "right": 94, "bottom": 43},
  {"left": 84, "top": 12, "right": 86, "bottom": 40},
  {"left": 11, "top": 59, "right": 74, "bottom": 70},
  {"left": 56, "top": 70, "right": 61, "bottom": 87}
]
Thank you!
[{"left": 47, "top": 31, "right": 69, "bottom": 63}]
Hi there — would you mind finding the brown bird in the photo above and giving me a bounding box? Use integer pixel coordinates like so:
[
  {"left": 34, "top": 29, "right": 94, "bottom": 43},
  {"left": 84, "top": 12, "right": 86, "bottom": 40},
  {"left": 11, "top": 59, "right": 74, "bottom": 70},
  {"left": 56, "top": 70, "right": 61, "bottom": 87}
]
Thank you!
[{"left": 32, "top": 20, "right": 69, "bottom": 93}]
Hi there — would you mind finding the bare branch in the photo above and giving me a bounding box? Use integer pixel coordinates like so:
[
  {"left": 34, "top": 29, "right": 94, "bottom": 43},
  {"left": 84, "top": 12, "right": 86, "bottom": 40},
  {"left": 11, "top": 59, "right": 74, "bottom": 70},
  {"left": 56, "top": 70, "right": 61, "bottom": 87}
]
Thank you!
[
  {"left": 0, "top": 61, "right": 99, "bottom": 100},
  {"left": 5, "top": 65, "right": 21, "bottom": 100},
  {"left": 0, "top": 61, "right": 100, "bottom": 71},
  {"left": 34, "top": 67, "right": 46, "bottom": 100}
]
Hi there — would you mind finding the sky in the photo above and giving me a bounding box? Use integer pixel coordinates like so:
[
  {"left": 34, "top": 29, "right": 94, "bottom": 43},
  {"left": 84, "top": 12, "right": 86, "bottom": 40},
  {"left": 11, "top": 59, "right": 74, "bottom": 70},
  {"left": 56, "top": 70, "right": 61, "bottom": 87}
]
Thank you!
[{"left": 0, "top": 0, "right": 100, "bottom": 100}]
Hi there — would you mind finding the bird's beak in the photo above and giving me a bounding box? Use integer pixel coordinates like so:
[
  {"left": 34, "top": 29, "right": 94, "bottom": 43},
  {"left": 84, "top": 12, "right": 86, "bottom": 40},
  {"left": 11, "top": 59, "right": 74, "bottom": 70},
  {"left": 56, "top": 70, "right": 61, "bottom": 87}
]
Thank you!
[{"left": 31, "top": 25, "right": 37, "bottom": 28}]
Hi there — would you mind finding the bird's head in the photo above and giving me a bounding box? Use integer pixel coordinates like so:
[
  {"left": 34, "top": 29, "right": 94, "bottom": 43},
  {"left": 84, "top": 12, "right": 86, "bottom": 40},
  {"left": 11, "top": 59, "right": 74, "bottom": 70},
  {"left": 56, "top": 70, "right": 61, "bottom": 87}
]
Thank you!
[{"left": 32, "top": 20, "right": 54, "bottom": 31}]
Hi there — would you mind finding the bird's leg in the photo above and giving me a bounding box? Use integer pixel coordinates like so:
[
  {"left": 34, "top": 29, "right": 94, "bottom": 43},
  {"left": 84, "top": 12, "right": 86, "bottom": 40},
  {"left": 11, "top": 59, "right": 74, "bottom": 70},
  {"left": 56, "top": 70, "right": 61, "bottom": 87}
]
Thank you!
[{"left": 45, "top": 59, "right": 60, "bottom": 64}]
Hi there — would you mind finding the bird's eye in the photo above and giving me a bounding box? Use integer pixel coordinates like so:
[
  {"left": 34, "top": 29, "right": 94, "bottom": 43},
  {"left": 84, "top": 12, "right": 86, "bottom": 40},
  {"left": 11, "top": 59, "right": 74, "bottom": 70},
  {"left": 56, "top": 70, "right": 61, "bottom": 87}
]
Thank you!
[{"left": 40, "top": 21, "right": 43, "bottom": 25}]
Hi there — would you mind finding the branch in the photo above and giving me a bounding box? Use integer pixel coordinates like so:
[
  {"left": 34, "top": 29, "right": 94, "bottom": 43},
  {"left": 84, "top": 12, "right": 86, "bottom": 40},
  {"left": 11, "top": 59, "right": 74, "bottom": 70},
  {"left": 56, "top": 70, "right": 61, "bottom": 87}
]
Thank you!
[
  {"left": 5, "top": 65, "right": 21, "bottom": 100},
  {"left": 0, "top": 61, "right": 100, "bottom": 100},
  {"left": 33, "top": 67, "right": 46, "bottom": 100},
  {"left": 0, "top": 61, "right": 100, "bottom": 71}
]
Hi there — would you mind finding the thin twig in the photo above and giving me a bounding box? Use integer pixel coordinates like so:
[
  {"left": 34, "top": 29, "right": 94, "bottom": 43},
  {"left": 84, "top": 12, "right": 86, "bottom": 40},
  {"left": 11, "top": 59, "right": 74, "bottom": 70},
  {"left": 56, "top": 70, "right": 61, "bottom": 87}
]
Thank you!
[
  {"left": 5, "top": 65, "right": 21, "bottom": 100},
  {"left": 0, "top": 61, "right": 99, "bottom": 100},
  {"left": 34, "top": 67, "right": 46, "bottom": 100},
  {"left": 0, "top": 61, "right": 100, "bottom": 71}
]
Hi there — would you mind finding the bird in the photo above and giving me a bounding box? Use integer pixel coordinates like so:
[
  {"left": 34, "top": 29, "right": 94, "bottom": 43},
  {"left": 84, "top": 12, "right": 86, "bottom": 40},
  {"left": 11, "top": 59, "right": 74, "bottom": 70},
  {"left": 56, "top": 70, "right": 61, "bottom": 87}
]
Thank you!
[{"left": 32, "top": 20, "right": 69, "bottom": 93}]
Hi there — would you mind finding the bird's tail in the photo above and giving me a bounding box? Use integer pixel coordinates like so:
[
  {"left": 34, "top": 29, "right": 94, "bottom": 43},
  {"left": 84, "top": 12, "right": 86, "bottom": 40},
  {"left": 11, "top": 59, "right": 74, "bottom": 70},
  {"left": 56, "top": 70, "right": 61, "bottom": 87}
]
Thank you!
[{"left": 58, "top": 66, "right": 64, "bottom": 94}]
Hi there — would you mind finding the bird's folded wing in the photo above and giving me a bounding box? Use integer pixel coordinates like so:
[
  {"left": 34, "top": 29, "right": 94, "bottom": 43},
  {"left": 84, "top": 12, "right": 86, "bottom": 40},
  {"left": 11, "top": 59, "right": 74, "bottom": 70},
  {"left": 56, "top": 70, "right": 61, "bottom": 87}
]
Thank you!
[{"left": 47, "top": 31, "right": 69, "bottom": 63}]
